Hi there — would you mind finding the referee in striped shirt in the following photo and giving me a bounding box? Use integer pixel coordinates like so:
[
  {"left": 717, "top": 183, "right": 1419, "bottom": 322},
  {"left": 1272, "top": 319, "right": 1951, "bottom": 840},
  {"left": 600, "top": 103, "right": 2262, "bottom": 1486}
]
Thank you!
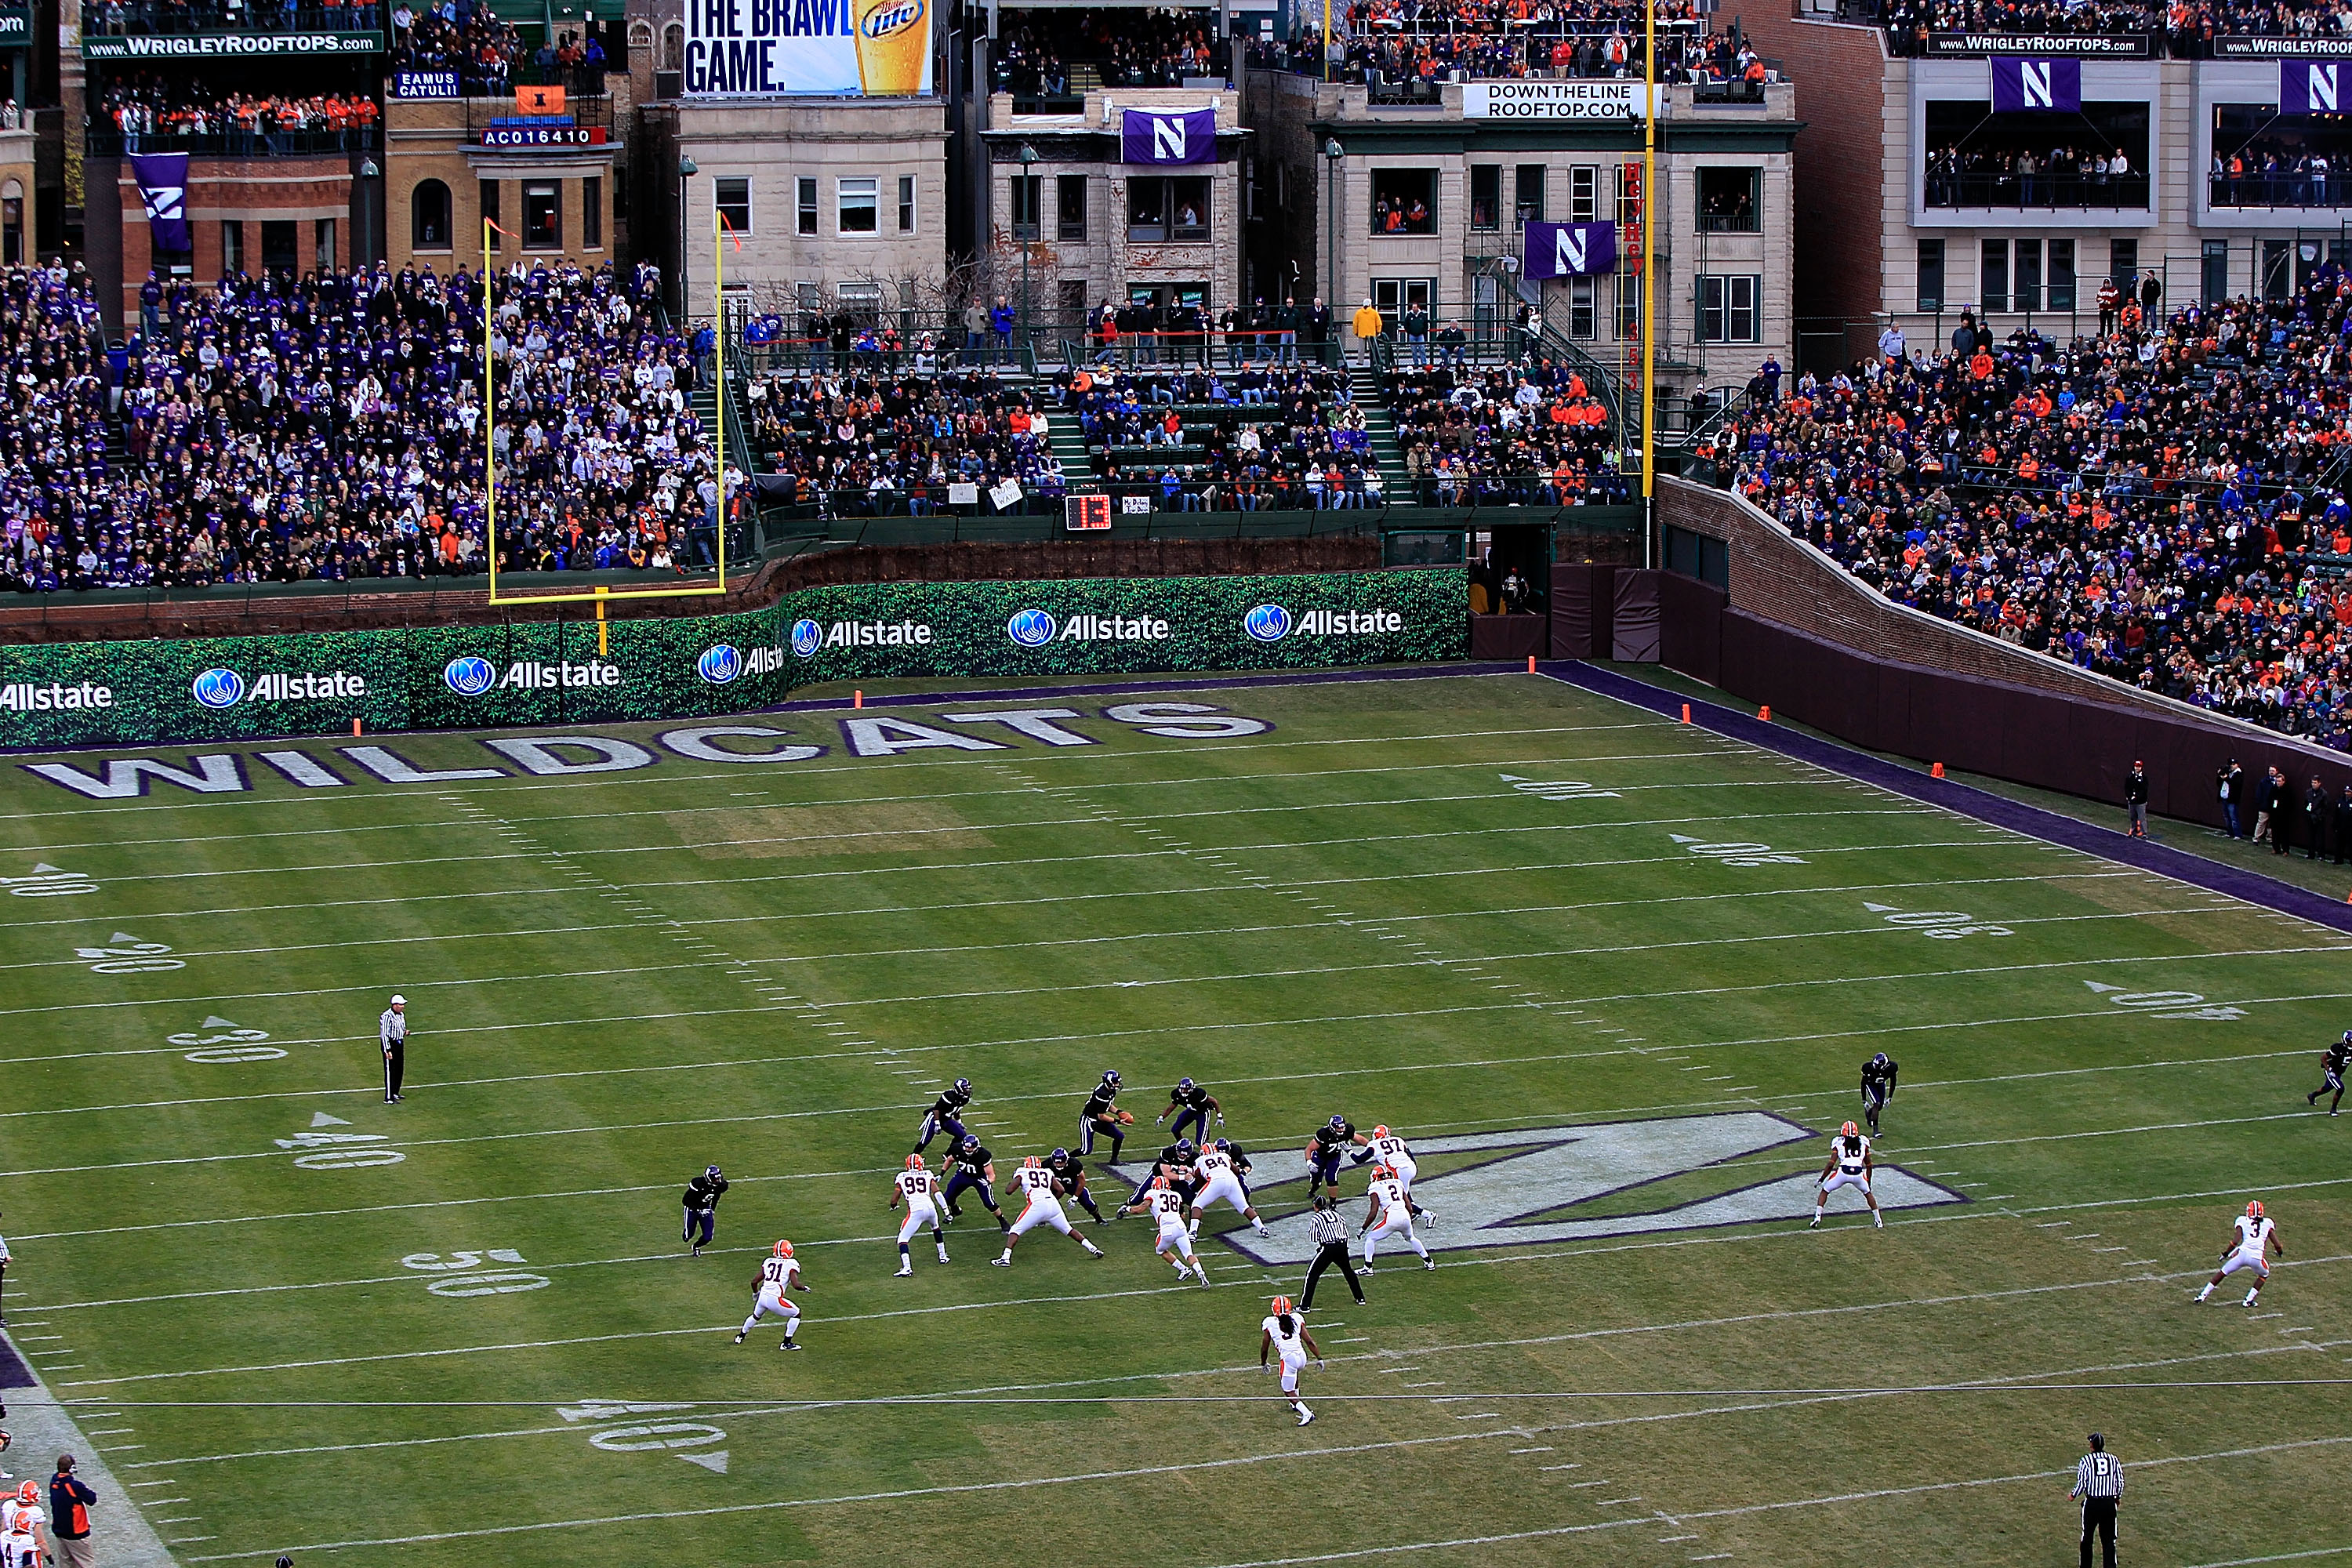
[
  {"left": 379, "top": 994, "right": 408, "bottom": 1103},
  {"left": 2071, "top": 1432, "right": 2123, "bottom": 1568},
  {"left": 1298, "top": 1194, "right": 1364, "bottom": 1308}
]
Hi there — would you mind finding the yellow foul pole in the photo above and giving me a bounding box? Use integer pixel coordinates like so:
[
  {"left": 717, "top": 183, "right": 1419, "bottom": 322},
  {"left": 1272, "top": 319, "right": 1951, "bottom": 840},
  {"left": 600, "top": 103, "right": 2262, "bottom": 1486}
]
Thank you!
[
  {"left": 485, "top": 216, "right": 497, "bottom": 597},
  {"left": 1640, "top": 0, "right": 1656, "bottom": 569},
  {"left": 714, "top": 207, "right": 728, "bottom": 591}
]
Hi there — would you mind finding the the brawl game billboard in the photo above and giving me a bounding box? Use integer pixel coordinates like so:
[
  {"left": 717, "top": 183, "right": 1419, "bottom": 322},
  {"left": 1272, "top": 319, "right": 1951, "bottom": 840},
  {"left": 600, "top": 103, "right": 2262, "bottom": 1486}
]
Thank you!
[
  {"left": 0, "top": 570, "right": 1464, "bottom": 749},
  {"left": 683, "top": 0, "right": 932, "bottom": 95}
]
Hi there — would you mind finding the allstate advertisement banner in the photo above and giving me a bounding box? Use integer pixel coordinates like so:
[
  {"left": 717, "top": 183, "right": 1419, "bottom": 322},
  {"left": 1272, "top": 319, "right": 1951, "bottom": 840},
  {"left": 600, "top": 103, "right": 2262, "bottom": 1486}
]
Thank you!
[
  {"left": 683, "top": 0, "right": 932, "bottom": 96},
  {"left": 0, "top": 571, "right": 1464, "bottom": 749}
]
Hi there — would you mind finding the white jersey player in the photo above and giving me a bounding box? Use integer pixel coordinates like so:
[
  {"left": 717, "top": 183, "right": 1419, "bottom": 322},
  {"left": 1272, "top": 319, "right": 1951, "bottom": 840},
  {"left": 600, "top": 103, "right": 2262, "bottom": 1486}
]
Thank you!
[
  {"left": 1120, "top": 1176, "right": 1211, "bottom": 1286},
  {"left": 733, "top": 1240, "right": 808, "bottom": 1351},
  {"left": 1, "top": 1482, "right": 42, "bottom": 1568},
  {"left": 891, "top": 1154, "right": 952, "bottom": 1276},
  {"left": 1186, "top": 1139, "right": 1269, "bottom": 1238},
  {"left": 996, "top": 1156, "right": 1107, "bottom": 1267},
  {"left": 1258, "top": 1295, "right": 1326, "bottom": 1427},
  {"left": 2198, "top": 1200, "right": 2285, "bottom": 1306},
  {"left": 1811, "top": 1121, "right": 1883, "bottom": 1229},
  {"left": 1353, "top": 1124, "right": 1434, "bottom": 1226},
  {"left": 1359, "top": 1165, "right": 1432, "bottom": 1271}
]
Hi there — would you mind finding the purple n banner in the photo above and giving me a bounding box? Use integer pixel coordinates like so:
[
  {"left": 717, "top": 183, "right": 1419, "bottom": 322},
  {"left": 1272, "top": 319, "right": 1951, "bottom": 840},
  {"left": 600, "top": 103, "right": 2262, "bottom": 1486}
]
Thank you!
[
  {"left": 129, "top": 153, "right": 191, "bottom": 253},
  {"left": 2282, "top": 60, "right": 2344, "bottom": 114},
  {"left": 1991, "top": 56, "right": 2081, "bottom": 112},
  {"left": 1120, "top": 108, "right": 1214, "bottom": 166},
  {"left": 1522, "top": 221, "right": 1617, "bottom": 281}
]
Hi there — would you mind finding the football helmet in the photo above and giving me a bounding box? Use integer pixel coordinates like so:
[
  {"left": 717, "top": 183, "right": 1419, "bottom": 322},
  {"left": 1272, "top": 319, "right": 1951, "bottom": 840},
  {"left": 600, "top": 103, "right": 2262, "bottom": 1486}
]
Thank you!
[
  {"left": 1269, "top": 1295, "right": 1294, "bottom": 1315},
  {"left": 960, "top": 1134, "right": 981, "bottom": 1152},
  {"left": 1151, "top": 1174, "right": 1171, "bottom": 1191},
  {"left": 1840, "top": 1120, "right": 1859, "bottom": 1137},
  {"left": 1050, "top": 1147, "right": 1070, "bottom": 1164},
  {"left": 1102, "top": 1069, "right": 1122, "bottom": 1087},
  {"left": 905, "top": 1153, "right": 926, "bottom": 1171},
  {"left": 772, "top": 1240, "right": 795, "bottom": 1259},
  {"left": 2248, "top": 1200, "right": 2266, "bottom": 1218},
  {"left": 14, "top": 1481, "right": 35, "bottom": 1506},
  {"left": 1372, "top": 1124, "right": 1390, "bottom": 1139},
  {"left": 1328, "top": 1113, "right": 1348, "bottom": 1131},
  {"left": 1178, "top": 1076, "right": 1196, "bottom": 1092},
  {"left": 1370, "top": 1163, "right": 1392, "bottom": 1180},
  {"left": 953, "top": 1077, "right": 972, "bottom": 1098},
  {"left": 1872, "top": 1052, "right": 1890, "bottom": 1069},
  {"left": 1023, "top": 1155, "right": 1042, "bottom": 1169},
  {"left": 1214, "top": 1138, "right": 1232, "bottom": 1152},
  {"left": 705, "top": 1164, "right": 723, "bottom": 1181},
  {"left": 1175, "top": 1140, "right": 1194, "bottom": 1158}
]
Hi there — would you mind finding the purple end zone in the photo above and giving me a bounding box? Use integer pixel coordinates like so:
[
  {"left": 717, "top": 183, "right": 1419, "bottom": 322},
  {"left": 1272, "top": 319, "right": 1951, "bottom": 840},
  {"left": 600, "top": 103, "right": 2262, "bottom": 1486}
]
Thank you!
[
  {"left": 1548, "top": 659, "right": 2352, "bottom": 938},
  {"left": 0, "top": 1335, "right": 36, "bottom": 1389}
]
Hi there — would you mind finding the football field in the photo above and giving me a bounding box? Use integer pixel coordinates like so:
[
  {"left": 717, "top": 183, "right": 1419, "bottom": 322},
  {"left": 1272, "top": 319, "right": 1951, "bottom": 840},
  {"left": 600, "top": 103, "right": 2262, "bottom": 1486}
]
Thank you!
[{"left": 0, "top": 667, "right": 2347, "bottom": 1567}]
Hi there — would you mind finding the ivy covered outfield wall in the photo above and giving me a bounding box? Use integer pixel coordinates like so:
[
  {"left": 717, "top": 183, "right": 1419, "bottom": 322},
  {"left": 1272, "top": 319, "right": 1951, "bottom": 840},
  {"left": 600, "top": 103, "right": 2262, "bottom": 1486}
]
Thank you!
[{"left": 0, "top": 570, "right": 1468, "bottom": 748}]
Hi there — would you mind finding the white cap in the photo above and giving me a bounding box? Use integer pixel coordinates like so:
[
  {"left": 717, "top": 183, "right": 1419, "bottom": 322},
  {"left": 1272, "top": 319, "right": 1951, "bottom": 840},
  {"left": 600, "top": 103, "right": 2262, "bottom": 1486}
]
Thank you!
[{"left": 390, "top": 994, "right": 406, "bottom": 1005}]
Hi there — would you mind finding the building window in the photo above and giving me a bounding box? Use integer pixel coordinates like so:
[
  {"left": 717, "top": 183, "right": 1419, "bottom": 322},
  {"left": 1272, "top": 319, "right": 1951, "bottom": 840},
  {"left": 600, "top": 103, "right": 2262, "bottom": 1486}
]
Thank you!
[
  {"left": 898, "top": 174, "right": 916, "bottom": 233},
  {"left": 1613, "top": 269, "right": 1640, "bottom": 339},
  {"left": 1698, "top": 274, "right": 1759, "bottom": 343},
  {"left": 2047, "top": 238, "right": 2074, "bottom": 310},
  {"left": 838, "top": 177, "right": 878, "bottom": 234},
  {"left": 412, "top": 179, "right": 451, "bottom": 251},
  {"left": 2108, "top": 238, "right": 2137, "bottom": 292},
  {"left": 796, "top": 177, "right": 818, "bottom": 237},
  {"left": 2202, "top": 238, "right": 2230, "bottom": 306},
  {"left": 1569, "top": 165, "right": 1597, "bottom": 223},
  {"left": 1697, "top": 167, "right": 1759, "bottom": 232},
  {"left": 479, "top": 180, "right": 499, "bottom": 250},
  {"left": 1916, "top": 239, "right": 1944, "bottom": 310},
  {"left": 1568, "top": 274, "right": 1595, "bottom": 339},
  {"left": 524, "top": 183, "right": 561, "bottom": 250},
  {"left": 1977, "top": 238, "right": 2007, "bottom": 311},
  {"left": 2013, "top": 238, "right": 2042, "bottom": 312},
  {"left": 261, "top": 220, "right": 296, "bottom": 275},
  {"left": 661, "top": 20, "right": 682, "bottom": 70},
  {"left": 7, "top": 196, "right": 27, "bottom": 267},
  {"left": 1370, "top": 169, "right": 1436, "bottom": 234},
  {"left": 2263, "top": 238, "right": 2292, "bottom": 299},
  {"left": 1514, "top": 163, "right": 1544, "bottom": 229},
  {"left": 714, "top": 176, "right": 750, "bottom": 235},
  {"left": 222, "top": 221, "right": 243, "bottom": 274},
  {"left": 1056, "top": 174, "right": 1087, "bottom": 241},
  {"left": 314, "top": 216, "right": 335, "bottom": 271},
  {"left": 1128, "top": 176, "right": 1209, "bottom": 241},
  {"left": 583, "top": 176, "right": 602, "bottom": 249},
  {"left": 1010, "top": 173, "right": 1043, "bottom": 240},
  {"left": 1469, "top": 165, "right": 1499, "bottom": 232}
]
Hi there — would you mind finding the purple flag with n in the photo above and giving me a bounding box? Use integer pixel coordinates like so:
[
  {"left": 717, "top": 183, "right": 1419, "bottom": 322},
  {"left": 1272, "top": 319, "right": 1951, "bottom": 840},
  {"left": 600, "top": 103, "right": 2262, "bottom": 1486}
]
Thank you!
[
  {"left": 1120, "top": 108, "right": 1215, "bottom": 165},
  {"left": 130, "top": 153, "right": 191, "bottom": 252}
]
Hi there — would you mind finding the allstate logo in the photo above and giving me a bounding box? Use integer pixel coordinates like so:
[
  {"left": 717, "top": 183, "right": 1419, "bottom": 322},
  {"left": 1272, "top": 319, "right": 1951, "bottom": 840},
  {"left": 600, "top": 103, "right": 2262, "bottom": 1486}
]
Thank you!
[
  {"left": 190, "top": 667, "right": 246, "bottom": 709},
  {"left": 1243, "top": 604, "right": 1292, "bottom": 643},
  {"left": 789, "top": 619, "right": 822, "bottom": 658},
  {"left": 697, "top": 644, "right": 743, "bottom": 685},
  {"left": 1007, "top": 608, "right": 1058, "bottom": 648},
  {"left": 443, "top": 655, "right": 497, "bottom": 696}
]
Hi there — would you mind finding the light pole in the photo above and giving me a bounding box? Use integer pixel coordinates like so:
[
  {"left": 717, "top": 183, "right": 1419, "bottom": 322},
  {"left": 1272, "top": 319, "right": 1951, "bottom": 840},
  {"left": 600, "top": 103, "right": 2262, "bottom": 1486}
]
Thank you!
[
  {"left": 357, "top": 157, "right": 378, "bottom": 270},
  {"left": 1016, "top": 143, "right": 1039, "bottom": 365},
  {"left": 677, "top": 153, "right": 698, "bottom": 321},
  {"left": 1323, "top": 138, "right": 1342, "bottom": 343}
]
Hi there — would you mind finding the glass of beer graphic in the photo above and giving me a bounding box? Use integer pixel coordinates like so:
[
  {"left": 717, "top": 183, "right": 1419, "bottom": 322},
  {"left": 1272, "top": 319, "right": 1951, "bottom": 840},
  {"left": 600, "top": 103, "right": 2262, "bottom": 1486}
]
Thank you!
[{"left": 854, "top": 0, "right": 927, "bottom": 93}]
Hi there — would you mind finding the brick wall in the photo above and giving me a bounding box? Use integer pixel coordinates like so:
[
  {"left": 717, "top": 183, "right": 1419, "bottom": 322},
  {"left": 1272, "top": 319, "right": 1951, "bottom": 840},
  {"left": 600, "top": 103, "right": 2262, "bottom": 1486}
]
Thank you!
[
  {"left": 1730, "top": 7, "right": 1892, "bottom": 341},
  {"left": 1657, "top": 474, "right": 2352, "bottom": 754}
]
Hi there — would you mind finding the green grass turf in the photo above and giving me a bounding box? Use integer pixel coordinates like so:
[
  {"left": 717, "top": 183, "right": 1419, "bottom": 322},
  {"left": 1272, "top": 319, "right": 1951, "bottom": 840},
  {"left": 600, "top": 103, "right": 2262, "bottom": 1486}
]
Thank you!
[{"left": 0, "top": 667, "right": 2346, "bottom": 1567}]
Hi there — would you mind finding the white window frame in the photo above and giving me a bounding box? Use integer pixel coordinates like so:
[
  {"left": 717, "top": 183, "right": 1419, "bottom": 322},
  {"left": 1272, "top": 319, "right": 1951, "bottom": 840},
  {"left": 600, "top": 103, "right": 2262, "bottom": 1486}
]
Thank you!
[
  {"left": 898, "top": 174, "right": 916, "bottom": 234},
  {"left": 1697, "top": 274, "right": 1759, "bottom": 344},
  {"left": 837, "top": 177, "right": 879, "bottom": 235},
  {"left": 713, "top": 176, "right": 752, "bottom": 237}
]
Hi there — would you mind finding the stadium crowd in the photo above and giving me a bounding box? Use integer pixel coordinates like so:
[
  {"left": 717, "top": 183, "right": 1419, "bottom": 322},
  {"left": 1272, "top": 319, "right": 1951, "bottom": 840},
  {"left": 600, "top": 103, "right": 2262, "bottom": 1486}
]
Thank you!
[
  {"left": 1874, "top": 0, "right": 2352, "bottom": 50},
  {"left": 1060, "top": 364, "right": 1383, "bottom": 511},
  {"left": 989, "top": 10, "right": 1229, "bottom": 96},
  {"left": 94, "top": 74, "right": 379, "bottom": 148},
  {"left": 1390, "top": 355, "right": 1625, "bottom": 506},
  {"left": 0, "top": 258, "right": 721, "bottom": 592},
  {"left": 746, "top": 366, "right": 1069, "bottom": 516},
  {"left": 1708, "top": 270, "right": 2352, "bottom": 744}
]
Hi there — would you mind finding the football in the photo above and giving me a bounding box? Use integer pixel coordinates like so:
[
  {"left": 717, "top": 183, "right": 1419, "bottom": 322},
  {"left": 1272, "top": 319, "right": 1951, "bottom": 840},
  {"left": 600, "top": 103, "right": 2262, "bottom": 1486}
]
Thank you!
[{"left": 1117, "top": 1110, "right": 1135, "bottom": 1124}]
